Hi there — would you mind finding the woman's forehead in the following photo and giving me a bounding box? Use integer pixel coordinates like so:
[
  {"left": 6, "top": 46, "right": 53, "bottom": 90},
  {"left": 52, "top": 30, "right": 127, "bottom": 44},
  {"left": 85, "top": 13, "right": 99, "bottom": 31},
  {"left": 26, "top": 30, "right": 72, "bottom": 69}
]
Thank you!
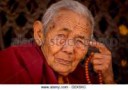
[
  {"left": 46, "top": 9, "right": 92, "bottom": 38},
  {"left": 53, "top": 12, "right": 91, "bottom": 29}
]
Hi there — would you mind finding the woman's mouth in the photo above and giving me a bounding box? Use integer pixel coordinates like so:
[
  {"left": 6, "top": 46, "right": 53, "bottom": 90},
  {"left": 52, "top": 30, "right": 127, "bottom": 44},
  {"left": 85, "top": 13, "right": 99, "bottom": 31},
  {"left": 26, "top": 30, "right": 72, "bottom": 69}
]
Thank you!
[{"left": 55, "top": 58, "right": 72, "bottom": 66}]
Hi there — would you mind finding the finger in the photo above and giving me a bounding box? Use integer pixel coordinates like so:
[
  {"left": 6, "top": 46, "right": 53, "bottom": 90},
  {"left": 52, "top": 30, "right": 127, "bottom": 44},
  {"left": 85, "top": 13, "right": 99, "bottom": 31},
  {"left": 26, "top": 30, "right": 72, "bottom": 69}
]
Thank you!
[
  {"left": 89, "top": 41, "right": 111, "bottom": 55},
  {"left": 93, "top": 53, "right": 103, "bottom": 59},
  {"left": 92, "top": 53, "right": 110, "bottom": 59},
  {"left": 93, "top": 65, "right": 103, "bottom": 73},
  {"left": 92, "top": 59, "right": 103, "bottom": 65}
]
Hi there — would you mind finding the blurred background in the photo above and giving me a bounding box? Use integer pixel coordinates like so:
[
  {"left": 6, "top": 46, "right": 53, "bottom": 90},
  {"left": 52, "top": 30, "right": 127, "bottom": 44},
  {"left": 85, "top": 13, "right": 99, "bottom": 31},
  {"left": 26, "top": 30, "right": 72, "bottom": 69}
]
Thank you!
[{"left": 0, "top": 0, "right": 128, "bottom": 83}]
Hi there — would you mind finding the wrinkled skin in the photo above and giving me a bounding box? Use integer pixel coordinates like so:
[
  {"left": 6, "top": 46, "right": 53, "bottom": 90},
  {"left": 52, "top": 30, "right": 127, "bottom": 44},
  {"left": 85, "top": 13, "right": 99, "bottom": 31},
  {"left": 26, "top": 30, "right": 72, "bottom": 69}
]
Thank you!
[{"left": 33, "top": 9, "right": 115, "bottom": 83}]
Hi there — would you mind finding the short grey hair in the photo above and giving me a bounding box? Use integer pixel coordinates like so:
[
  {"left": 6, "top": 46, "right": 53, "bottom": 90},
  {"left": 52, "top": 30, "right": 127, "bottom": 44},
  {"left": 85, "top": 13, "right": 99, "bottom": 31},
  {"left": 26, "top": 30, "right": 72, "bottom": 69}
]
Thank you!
[{"left": 42, "top": 0, "right": 94, "bottom": 38}]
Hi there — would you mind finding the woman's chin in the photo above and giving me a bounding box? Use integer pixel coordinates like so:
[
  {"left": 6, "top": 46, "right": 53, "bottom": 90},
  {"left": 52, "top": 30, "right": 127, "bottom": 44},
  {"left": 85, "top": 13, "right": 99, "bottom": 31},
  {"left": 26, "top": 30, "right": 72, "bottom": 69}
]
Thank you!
[{"left": 53, "top": 65, "right": 72, "bottom": 76}]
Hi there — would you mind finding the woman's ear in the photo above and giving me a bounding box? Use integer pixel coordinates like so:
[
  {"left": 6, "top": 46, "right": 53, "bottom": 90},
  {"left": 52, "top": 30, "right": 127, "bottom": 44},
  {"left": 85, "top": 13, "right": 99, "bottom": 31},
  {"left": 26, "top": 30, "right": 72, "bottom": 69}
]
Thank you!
[{"left": 33, "top": 20, "right": 44, "bottom": 46}]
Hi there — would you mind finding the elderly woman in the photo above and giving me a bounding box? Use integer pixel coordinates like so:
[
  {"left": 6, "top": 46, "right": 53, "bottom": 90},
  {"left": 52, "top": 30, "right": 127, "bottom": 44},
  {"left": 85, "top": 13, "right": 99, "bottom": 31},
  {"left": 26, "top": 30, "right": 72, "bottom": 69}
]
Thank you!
[{"left": 0, "top": 0, "right": 115, "bottom": 84}]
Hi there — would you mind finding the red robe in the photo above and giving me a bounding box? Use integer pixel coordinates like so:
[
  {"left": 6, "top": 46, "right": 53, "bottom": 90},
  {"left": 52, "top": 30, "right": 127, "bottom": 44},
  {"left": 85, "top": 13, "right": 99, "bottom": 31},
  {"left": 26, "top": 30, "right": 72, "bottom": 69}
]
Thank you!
[{"left": 0, "top": 42, "right": 99, "bottom": 84}]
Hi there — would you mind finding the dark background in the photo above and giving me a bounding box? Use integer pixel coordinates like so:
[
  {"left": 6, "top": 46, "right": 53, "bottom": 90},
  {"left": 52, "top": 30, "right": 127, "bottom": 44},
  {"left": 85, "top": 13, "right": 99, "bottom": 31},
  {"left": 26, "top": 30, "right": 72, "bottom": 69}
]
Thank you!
[{"left": 0, "top": 0, "right": 128, "bottom": 83}]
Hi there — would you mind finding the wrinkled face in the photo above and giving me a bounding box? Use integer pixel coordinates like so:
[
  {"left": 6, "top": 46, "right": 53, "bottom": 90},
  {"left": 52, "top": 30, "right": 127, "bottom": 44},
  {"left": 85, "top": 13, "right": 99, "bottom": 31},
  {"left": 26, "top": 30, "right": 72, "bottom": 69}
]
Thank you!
[{"left": 42, "top": 9, "right": 92, "bottom": 76}]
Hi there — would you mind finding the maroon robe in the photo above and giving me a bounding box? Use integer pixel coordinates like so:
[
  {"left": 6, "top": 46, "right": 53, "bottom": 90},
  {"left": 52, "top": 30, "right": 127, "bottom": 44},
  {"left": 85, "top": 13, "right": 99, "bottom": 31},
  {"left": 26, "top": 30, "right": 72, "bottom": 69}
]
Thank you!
[{"left": 0, "top": 42, "right": 99, "bottom": 84}]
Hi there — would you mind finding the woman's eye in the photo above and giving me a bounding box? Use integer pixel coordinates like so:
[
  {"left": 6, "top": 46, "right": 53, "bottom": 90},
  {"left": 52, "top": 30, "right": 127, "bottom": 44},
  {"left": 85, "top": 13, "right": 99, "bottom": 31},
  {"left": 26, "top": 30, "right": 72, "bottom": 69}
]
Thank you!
[
  {"left": 56, "top": 34, "right": 66, "bottom": 45},
  {"left": 75, "top": 39, "right": 85, "bottom": 49},
  {"left": 57, "top": 34, "right": 65, "bottom": 38},
  {"left": 76, "top": 40, "right": 84, "bottom": 45}
]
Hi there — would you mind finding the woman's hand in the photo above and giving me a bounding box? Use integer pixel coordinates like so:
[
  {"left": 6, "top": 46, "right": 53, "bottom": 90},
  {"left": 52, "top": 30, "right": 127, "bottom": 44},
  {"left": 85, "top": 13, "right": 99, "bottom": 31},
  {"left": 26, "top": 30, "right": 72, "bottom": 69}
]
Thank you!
[{"left": 89, "top": 41, "right": 115, "bottom": 84}]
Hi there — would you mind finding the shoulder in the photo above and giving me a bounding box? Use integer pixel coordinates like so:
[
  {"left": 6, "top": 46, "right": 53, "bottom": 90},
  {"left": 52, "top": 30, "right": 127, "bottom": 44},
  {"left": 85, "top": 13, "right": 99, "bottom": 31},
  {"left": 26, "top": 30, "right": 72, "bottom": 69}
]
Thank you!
[
  {"left": 0, "top": 43, "right": 44, "bottom": 83},
  {"left": 0, "top": 42, "right": 44, "bottom": 68},
  {"left": 0, "top": 42, "right": 42, "bottom": 62}
]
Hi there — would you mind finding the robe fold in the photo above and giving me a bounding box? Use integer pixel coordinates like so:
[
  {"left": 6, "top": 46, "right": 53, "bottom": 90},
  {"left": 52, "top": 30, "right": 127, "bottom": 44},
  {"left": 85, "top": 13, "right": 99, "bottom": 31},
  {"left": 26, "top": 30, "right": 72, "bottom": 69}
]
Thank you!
[{"left": 0, "top": 42, "right": 99, "bottom": 84}]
